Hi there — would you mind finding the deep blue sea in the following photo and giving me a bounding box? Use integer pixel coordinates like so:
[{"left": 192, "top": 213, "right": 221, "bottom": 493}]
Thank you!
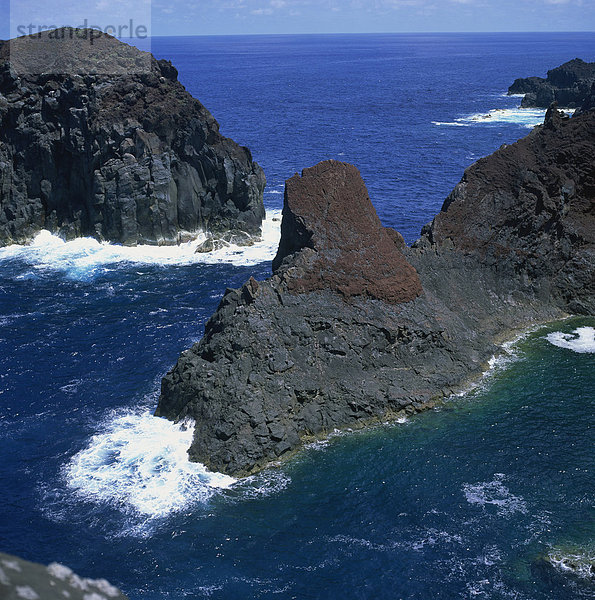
[{"left": 1, "top": 33, "right": 594, "bottom": 599}]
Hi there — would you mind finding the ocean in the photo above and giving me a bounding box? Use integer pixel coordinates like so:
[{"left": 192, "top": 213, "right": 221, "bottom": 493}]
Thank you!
[{"left": 1, "top": 33, "right": 594, "bottom": 599}]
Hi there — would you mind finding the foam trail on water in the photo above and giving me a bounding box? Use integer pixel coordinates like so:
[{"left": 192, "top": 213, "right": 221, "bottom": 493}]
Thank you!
[
  {"left": 0, "top": 209, "right": 282, "bottom": 276},
  {"left": 64, "top": 410, "right": 235, "bottom": 517},
  {"left": 548, "top": 547, "right": 595, "bottom": 580},
  {"left": 433, "top": 107, "right": 569, "bottom": 129},
  {"left": 546, "top": 327, "right": 595, "bottom": 354},
  {"left": 463, "top": 473, "right": 527, "bottom": 517}
]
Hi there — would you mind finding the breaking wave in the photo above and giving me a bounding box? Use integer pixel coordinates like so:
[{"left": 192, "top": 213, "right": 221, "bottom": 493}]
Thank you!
[
  {"left": 433, "top": 107, "right": 551, "bottom": 129},
  {"left": 0, "top": 209, "right": 282, "bottom": 277},
  {"left": 546, "top": 327, "right": 595, "bottom": 354},
  {"left": 63, "top": 409, "right": 235, "bottom": 517}
]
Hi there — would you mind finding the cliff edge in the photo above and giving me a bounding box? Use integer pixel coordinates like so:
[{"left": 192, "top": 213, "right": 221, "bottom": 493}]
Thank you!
[{"left": 0, "top": 29, "right": 265, "bottom": 246}]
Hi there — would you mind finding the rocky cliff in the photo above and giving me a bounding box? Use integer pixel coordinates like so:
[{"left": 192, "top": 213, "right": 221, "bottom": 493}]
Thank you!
[
  {"left": 0, "top": 29, "right": 265, "bottom": 246},
  {"left": 508, "top": 58, "right": 595, "bottom": 108},
  {"left": 156, "top": 106, "right": 594, "bottom": 477},
  {"left": 0, "top": 551, "right": 129, "bottom": 600}
]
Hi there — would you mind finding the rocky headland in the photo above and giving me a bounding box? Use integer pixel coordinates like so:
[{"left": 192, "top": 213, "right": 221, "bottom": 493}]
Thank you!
[
  {"left": 508, "top": 58, "right": 595, "bottom": 109},
  {"left": 0, "top": 29, "right": 265, "bottom": 246},
  {"left": 156, "top": 105, "right": 594, "bottom": 477},
  {"left": 0, "top": 551, "right": 129, "bottom": 600}
]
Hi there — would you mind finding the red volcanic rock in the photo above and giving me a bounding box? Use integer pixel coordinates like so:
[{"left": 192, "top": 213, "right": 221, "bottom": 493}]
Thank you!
[
  {"left": 272, "top": 160, "right": 422, "bottom": 304},
  {"left": 428, "top": 106, "right": 595, "bottom": 255}
]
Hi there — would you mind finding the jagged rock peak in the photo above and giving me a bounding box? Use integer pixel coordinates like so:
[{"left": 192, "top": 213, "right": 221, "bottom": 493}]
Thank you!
[{"left": 272, "top": 160, "right": 422, "bottom": 304}]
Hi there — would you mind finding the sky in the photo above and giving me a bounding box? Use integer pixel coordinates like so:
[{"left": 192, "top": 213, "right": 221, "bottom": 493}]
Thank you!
[{"left": 1, "top": 0, "right": 594, "bottom": 38}]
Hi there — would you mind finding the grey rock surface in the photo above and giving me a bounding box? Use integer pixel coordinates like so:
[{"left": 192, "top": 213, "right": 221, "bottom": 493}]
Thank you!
[{"left": 0, "top": 551, "right": 128, "bottom": 600}]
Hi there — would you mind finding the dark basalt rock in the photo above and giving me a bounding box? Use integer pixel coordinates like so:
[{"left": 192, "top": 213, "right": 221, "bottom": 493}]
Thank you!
[
  {"left": 576, "top": 81, "right": 595, "bottom": 115},
  {"left": 0, "top": 551, "right": 129, "bottom": 600},
  {"left": 421, "top": 104, "right": 595, "bottom": 314},
  {"left": 156, "top": 111, "right": 593, "bottom": 477},
  {"left": 508, "top": 58, "right": 595, "bottom": 109},
  {"left": 0, "top": 29, "right": 265, "bottom": 246}
]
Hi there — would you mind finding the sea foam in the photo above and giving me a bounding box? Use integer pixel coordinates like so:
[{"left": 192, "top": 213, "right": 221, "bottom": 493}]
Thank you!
[
  {"left": 64, "top": 410, "right": 235, "bottom": 517},
  {"left": 546, "top": 327, "right": 595, "bottom": 354},
  {"left": 0, "top": 209, "right": 282, "bottom": 276},
  {"left": 433, "top": 107, "right": 560, "bottom": 129},
  {"left": 463, "top": 473, "right": 527, "bottom": 517}
]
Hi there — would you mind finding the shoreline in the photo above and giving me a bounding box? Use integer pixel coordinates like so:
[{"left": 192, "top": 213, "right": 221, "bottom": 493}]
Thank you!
[{"left": 226, "top": 312, "right": 576, "bottom": 478}]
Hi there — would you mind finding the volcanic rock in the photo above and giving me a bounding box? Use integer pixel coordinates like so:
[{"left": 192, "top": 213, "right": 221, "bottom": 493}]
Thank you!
[
  {"left": 420, "top": 104, "right": 595, "bottom": 314},
  {"left": 0, "top": 551, "right": 129, "bottom": 600},
  {"left": 0, "top": 29, "right": 265, "bottom": 246},
  {"left": 508, "top": 58, "right": 595, "bottom": 109},
  {"left": 156, "top": 109, "right": 593, "bottom": 476},
  {"left": 272, "top": 161, "right": 422, "bottom": 303}
]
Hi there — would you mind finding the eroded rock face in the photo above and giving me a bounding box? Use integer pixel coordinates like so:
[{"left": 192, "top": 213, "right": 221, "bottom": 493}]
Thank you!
[
  {"left": 272, "top": 161, "right": 422, "bottom": 303},
  {"left": 156, "top": 111, "right": 593, "bottom": 477},
  {"left": 508, "top": 58, "right": 595, "bottom": 109},
  {"left": 421, "top": 105, "right": 595, "bottom": 314},
  {"left": 0, "top": 29, "right": 265, "bottom": 246},
  {"left": 0, "top": 551, "right": 129, "bottom": 600}
]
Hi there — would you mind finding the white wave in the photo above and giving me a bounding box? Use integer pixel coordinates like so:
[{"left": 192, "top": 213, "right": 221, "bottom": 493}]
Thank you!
[
  {"left": 230, "top": 469, "right": 291, "bottom": 501},
  {"left": 432, "top": 121, "right": 469, "bottom": 127},
  {"left": 64, "top": 410, "right": 235, "bottom": 517},
  {"left": 434, "top": 107, "right": 565, "bottom": 129},
  {"left": 548, "top": 548, "right": 595, "bottom": 580},
  {"left": 546, "top": 326, "right": 595, "bottom": 354},
  {"left": 0, "top": 209, "right": 282, "bottom": 275},
  {"left": 463, "top": 473, "right": 527, "bottom": 517}
]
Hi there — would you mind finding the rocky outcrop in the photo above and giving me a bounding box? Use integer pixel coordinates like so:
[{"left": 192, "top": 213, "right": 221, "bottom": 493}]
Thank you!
[
  {"left": 508, "top": 58, "right": 595, "bottom": 108},
  {"left": 0, "top": 29, "right": 265, "bottom": 246},
  {"left": 419, "top": 104, "right": 595, "bottom": 314},
  {"left": 0, "top": 551, "right": 128, "bottom": 600},
  {"left": 156, "top": 108, "right": 594, "bottom": 477},
  {"left": 272, "top": 161, "right": 422, "bottom": 303}
]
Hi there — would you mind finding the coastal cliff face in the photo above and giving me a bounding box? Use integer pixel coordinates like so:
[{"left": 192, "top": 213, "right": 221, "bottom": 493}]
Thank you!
[
  {"left": 508, "top": 58, "right": 595, "bottom": 108},
  {"left": 419, "top": 105, "right": 595, "bottom": 314},
  {"left": 0, "top": 30, "right": 265, "bottom": 246},
  {"left": 156, "top": 107, "right": 594, "bottom": 477},
  {"left": 0, "top": 551, "right": 129, "bottom": 600}
]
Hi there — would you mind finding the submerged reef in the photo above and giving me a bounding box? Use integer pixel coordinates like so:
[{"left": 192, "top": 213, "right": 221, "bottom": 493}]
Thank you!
[
  {"left": 156, "top": 105, "right": 594, "bottom": 476},
  {"left": 0, "top": 29, "right": 265, "bottom": 246}
]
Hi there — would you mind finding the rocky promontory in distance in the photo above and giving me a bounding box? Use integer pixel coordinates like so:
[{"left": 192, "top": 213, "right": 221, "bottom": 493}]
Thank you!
[
  {"left": 508, "top": 58, "right": 595, "bottom": 108},
  {"left": 156, "top": 104, "right": 594, "bottom": 477},
  {"left": 0, "top": 29, "right": 265, "bottom": 246}
]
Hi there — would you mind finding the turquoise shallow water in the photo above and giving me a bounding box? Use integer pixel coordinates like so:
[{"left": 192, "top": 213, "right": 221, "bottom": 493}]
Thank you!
[{"left": 0, "top": 33, "right": 594, "bottom": 599}]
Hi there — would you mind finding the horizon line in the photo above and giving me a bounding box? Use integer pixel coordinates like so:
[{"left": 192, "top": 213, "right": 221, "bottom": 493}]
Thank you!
[{"left": 147, "top": 30, "right": 595, "bottom": 38}]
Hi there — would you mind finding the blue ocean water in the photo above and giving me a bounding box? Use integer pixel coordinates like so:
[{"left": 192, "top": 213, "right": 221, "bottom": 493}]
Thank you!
[{"left": 1, "top": 33, "right": 594, "bottom": 599}]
